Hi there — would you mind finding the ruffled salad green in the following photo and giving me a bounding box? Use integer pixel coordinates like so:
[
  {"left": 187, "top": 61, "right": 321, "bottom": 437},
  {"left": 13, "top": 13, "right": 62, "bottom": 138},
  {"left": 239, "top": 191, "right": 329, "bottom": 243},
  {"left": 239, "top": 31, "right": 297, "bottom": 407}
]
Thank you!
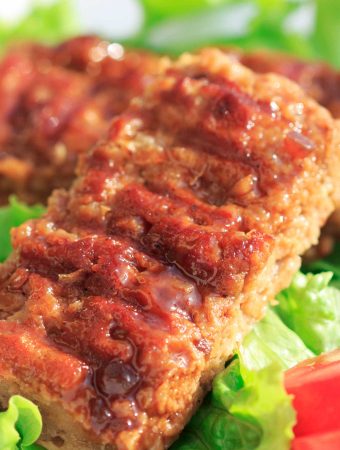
[
  {"left": 0, "top": 396, "right": 45, "bottom": 450},
  {"left": 0, "top": 197, "right": 45, "bottom": 262}
]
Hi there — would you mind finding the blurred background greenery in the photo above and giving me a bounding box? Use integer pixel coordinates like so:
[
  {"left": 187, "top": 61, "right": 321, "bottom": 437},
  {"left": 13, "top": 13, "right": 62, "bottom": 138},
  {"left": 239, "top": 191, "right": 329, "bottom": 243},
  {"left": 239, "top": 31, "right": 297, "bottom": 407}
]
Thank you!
[{"left": 0, "top": 0, "right": 339, "bottom": 66}]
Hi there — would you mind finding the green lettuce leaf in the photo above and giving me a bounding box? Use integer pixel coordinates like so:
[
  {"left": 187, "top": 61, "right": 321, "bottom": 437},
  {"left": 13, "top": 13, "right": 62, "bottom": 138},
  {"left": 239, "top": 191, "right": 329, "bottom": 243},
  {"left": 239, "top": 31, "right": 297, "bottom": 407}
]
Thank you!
[
  {"left": 240, "top": 309, "right": 314, "bottom": 372},
  {"left": 276, "top": 271, "right": 340, "bottom": 354},
  {"left": 173, "top": 356, "right": 295, "bottom": 450},
  {"left": 303, "top": 242, "right": 340, "bottom": 289},
  {"left": 171, "top": 358, "right": 263, "bottom": 450},
  {"left": 133, "top": 0, "right": 340, "bottom": 67},
  {"left": 172, "top": 307, "right": 304, "bottom": 450},
  {"left": 131, "top": 0, "right": 316, "bottom": 58},
  {"left": 171, "top": 391, "right": 262, "bottom": 450},
  {"left": 313, "top": 0, "right": 340, "bottom": 67},
  {"left": 0, "top": 0, "right": 78, "bottom": 49},
  {"left": 0, "top": 397, "right": 20, "bottom": 450},
  {"left": 141, "top": 0, "right": 230, "bottom": 27},
  {"left": 0, "top": 395, "right": 46, "bottom": 450},
  {"left": 232, "top": 361, "right": 295, "bottom": 450},
  {"left": 0, "top": 196, "right": 45, "bottom": 262}
]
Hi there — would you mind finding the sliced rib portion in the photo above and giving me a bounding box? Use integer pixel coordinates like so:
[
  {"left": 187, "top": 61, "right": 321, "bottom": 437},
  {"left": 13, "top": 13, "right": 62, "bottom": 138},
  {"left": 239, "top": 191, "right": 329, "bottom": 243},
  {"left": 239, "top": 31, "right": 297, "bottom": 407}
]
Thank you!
[
  {"left": 0, "top": 36, "right": 167, "bottom": 204},
  {"left": 227, "top": 49, "right": 340, "bottom": 118},
  {"left": 0, "top": 49, "right": 339, "bottom": 450},
  {"left": 224, "top": 48, "right": 340, "bottom": 257}
]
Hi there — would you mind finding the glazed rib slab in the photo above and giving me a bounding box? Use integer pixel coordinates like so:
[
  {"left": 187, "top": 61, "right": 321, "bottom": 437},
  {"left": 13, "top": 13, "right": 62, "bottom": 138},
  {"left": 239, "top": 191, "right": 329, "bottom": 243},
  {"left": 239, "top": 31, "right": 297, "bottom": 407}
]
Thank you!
[
  {"left": 226, "top": 49, "right": 340, "bottom": 117},
  {"left": 226, "top": 48, "right": 340, "bottom": 252},
  {"left": 0, "top": 36, "right": 167, "bottom": 205},
  {"left": 0, "top": 49, "right": 339, "bottom": 449}
]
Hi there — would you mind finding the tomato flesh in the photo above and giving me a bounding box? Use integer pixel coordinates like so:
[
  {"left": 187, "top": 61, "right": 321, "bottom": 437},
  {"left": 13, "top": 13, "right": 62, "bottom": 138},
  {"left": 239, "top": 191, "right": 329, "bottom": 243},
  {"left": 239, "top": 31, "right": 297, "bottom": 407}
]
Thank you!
[
  {"left": 291, "top": 430, "right": 340, "bottom": 450},
  {"left": 284, "top": 349, "right": 340, "bottom": 443}
]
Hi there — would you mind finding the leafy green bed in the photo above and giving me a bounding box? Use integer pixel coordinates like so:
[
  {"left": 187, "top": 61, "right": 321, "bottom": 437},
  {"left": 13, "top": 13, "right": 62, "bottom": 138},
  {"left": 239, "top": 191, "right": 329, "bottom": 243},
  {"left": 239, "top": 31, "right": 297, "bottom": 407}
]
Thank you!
[
  {"left": 127, "top": 0, "right": 340, "bottom": 67},
  {"left": 0, "top": 1, "right": 339, "bottom": 449}
]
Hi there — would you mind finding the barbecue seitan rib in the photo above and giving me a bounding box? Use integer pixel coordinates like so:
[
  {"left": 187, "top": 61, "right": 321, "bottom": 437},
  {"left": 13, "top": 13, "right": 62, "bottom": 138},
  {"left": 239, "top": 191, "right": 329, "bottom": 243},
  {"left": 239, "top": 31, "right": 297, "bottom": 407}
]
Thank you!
[
  {"left": 229, "top": 49, "right": 340, "bottom": 118},
  {"left": 225, "top": 48, "right": 340, "bottom": 253},
  {"left": 0, "top": 49, "right": 340, "bottom": 449},
  {"left": 0, "top": 36, "right": 167, "bottom": 205}
]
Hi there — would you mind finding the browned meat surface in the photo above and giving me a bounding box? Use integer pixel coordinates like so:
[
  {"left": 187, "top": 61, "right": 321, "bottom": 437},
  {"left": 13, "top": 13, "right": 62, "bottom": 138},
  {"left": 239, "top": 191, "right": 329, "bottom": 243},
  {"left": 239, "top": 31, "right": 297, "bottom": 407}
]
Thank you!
[
  {"left": 227, "top": 49, "right": 340, "bottom": 117},
  {"left": 0, "top": 49, "right": 339, "bottom": 449},
  {"left": 0, "top": 36, "right": 167, "bottom": 205},
  {"left": 224, "top": 48, "right": 340, "bottom": 256}
]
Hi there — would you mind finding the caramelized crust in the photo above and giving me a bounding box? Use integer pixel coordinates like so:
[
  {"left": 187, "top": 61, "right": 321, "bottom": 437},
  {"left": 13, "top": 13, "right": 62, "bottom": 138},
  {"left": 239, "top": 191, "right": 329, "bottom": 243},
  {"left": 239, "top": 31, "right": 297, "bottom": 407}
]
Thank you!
[
  {"left": 0, "top": 49, "right": 339, "bottom": 449},
  {"left": 227, "top": 49, "right": 340, "bottom": 118},
  {"left": 0, "top": 36, "right": 167, "bottom": 204},
  {"left": 225, "top": 48, "right": 340, "bottom": 252}
]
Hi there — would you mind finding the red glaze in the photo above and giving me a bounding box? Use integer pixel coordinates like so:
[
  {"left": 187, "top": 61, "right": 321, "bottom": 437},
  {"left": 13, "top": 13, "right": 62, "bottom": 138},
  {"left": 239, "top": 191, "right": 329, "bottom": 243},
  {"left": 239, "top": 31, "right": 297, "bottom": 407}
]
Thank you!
[
  {"left": 0, "top": 36, "right": 165, "bottom": 204},
  {"left": 0, "top": 48, "right": 338, "bottom": 448}
]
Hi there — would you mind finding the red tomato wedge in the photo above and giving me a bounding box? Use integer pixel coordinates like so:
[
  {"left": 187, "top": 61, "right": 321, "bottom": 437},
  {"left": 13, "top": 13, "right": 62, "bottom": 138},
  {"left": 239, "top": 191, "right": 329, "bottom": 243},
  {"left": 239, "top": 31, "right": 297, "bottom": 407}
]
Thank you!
[
  {"left": 284, "top": 349, "right": 340, "bottom": 441},
  {"left": 291, "top": 430, "right": 340, "bottom": 450}
]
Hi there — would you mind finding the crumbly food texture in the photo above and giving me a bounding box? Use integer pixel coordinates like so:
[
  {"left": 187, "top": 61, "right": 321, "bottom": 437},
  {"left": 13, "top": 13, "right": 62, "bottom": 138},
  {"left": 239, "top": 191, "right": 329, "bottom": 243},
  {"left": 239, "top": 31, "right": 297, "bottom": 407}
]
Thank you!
[
  {"left": 0, "top": 48, "right": 339, "bottom": 449},
  {"left": 227, "top": 48, "right": 340, "bottom": 117},
  {"left": 0, "top": 36, "right": 167, "bottom": 205},
  {"left": 226, "top": 48, "right": 340, "bottom": 254}
]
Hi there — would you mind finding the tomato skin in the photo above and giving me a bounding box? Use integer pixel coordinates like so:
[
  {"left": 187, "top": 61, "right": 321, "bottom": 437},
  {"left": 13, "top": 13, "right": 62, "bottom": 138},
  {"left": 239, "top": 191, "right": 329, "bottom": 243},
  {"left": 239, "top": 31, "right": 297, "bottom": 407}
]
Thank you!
[
  {"left": 284, "top": 349, "right": 340, "bottom": 441},
  {"left": 291, "top": 430, "right": 340, "bottom": 450}
]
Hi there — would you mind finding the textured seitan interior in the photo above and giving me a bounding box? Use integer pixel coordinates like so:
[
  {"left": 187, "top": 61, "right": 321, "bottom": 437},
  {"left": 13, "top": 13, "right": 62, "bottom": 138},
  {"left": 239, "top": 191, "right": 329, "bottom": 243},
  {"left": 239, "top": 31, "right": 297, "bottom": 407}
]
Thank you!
[
  {"left": 224, "top": 47, "right": 340, "bottom": 256},
  {"left": 0, "top": 49, "right": 339, "bottom": 449},
  {"left": 227, "top": 49, "right": 340, "bottom": 117},
  {"left": 0, "top": 36, "right": 167, "bottom": 205}
]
